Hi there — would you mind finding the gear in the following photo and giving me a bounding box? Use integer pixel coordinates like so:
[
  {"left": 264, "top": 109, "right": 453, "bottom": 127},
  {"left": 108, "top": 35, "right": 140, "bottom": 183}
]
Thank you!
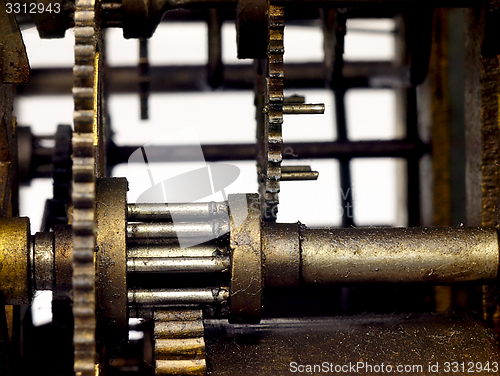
[
  {"left": 154, "top": 308, "right": 207, "bottom": 376},
  {"left": 71, "top": 0, "right": 102, "bottom": 373},
  {"left": 260, "top": 4, "right": 284, "bottom": 221}
]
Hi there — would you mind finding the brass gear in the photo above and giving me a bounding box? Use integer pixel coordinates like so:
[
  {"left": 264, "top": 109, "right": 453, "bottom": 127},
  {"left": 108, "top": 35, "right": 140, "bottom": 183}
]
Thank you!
[
  {"left": 71, "top": 0, "right": 103, "bottom": 373},
  {"left": 154, "top": 308, "right": 207, "bottom": 376},
  {"left": 260, "top": 3, "right": 284, "bottom": 222}
]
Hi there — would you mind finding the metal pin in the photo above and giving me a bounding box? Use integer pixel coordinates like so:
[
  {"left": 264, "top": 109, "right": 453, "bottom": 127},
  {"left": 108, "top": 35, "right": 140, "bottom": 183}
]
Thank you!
[
  {"left": 283, "top": 103, "right": 325, "bottom": 115},
  {"left": 126, "top": 221, "right": 229, "bottom": 240},
  {"left": 127, "top": 202, "right": 228, "bottom": 222},
  {"left": 127, "top": 244, "right": 223, "bottom": 258},
  {"left": 128, "top": 287, "right": 228, "bottom": 306},
  {"left": 127, "top": 256, "right": 230, "bottom": 273},
  {"left": 281, "top": 166, "right": 319, "bottom": 181}
]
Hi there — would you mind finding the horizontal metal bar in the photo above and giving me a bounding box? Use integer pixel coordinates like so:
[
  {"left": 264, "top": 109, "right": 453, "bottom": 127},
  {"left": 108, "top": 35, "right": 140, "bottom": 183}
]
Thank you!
[
  {"left": 110, "top": 140, "right": 429, "bottom": 165},
  {"left": 127, "top": 244, "right": 221, "bottom": 258},
  {"left": 127, "top": 202, "right": 228, "bottom": 222},
  {"left": 283, "top": 103, "right": 325, "bottom": 115},
  {"left": 281, "top": 171, "right": 319, "bottom": 181},
  {"left": 127, "top": 221, "right": 229, "bottom": 240},
  {"left": 127, "top": 256, "right": 230, "bottom": 273},
  {"left": 19, "top": 62, "right": 409, "bottom": 96},
  {"left": 300, "top": 227, "right": 499, "bottom": 284},
  {"left": 128, "top": 287, "right": 229, "bottom": 305}
]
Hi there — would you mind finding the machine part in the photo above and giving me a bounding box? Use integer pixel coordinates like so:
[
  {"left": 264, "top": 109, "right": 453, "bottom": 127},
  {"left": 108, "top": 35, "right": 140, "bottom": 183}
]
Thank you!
[
  {"left": 260, "top": 3, "right": 285, "bottom": 221},
  {"left": 236, "top": 0, "right": 268, "bottom": 58},
  {"left": 127, "top": 256, "right": 230, "bottom": 274},
  {"left": 0, "top": 2, "right": 30, "bottom": 84},
  {"left": 205, "top": 313, "right": 499, "bottom": 376},
  {"left": 54, "top": 225, "right": 73, "bottom": 300},
  {"left": 300, "top": 226, "right": 499, "bottom": 284},
  {"left": 33, "top": 231, "right": 55, "bottom": 291},
  {"left": 0, "top": 217, "right": 30, "bottom": 305},
  {"left": 72, "top": 0, "right": 102, "bottom": 372},
  {"left": 282, "top": 103, "right": 325, "bottom": 114},
  {"left": 207, "top": 9, "right": 223, "bottom": 89},
  {"left": 261, "top": 222, "right": 300, "bottom": 288},
  {"left": 129, "top": 287, "right": 229, "bottom": 307},
  {"left": 139, "top": 38, "right": 150, "bottom": 120},
  {"left": 154, "top": 309, "right": 207, "bottom": 376},
  {"left": 228, "top": 194, "right": 262, "bottom": 323},
  {"left": 127, "top": 221, "right": 229, "bottom": 240},
  {"left": 96, "top": 178, "right": 128, "bottom": 342},
  {"left": 127, "top": 243, "right": 224, "bottom": 258},
  {"left": 128, "top": 202, "right": 228, "bottom": 222},
  {"left": 280, "top": 166, "right": 319, "bottom": 181},
  {"left": 34, "top": 0, "right": 69, "bottom": 38}
]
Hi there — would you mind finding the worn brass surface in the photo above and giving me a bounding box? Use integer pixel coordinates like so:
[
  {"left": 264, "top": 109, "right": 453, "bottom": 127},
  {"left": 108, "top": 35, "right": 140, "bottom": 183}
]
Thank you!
[
  {"left": 0, "top": 217, "right": 30, "bottom": 304},
  {"left": 53, "top": 225, "right": 72, "bottom": 300},
  {"left": 261, "top": 222, "right": 300, "bottom": 288},
  {"left": 96, "top": 178, "right": 128, "bottom": 342},
  {"left": 154, "top": 308, "right": 206, "bottom": 375},
  {"left": 228, "top": 194, "right": 262, "bottom": 323},
  {"left": 33, "top": 231, "right": 54, "bottom": 291},
  {"left": 301, "top": 227, "right": 499, "bottom": 284}
]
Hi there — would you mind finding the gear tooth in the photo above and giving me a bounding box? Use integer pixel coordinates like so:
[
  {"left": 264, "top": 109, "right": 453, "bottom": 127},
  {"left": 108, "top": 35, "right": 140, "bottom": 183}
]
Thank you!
[
  {"left": 72, "top": 0, "right": 99, "bottom": 374},
  {"left": 259, "top": 3, "right": 285, "bottom": 222}
]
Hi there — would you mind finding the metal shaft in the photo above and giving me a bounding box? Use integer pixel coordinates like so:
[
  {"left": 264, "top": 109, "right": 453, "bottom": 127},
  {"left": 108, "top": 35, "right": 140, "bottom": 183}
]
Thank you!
[
  {"left": 127, "top": 243, "right": 222, "bottom": 258},
  {"left": 299, "top": 227, "right": 499, "bottom": 284},
  {"left": 283, "top": 103, "right": 325, "bottom": 114},
  {"left": 128, "top": 287, "right": 229, "bottom": 306},
  {"left": 127, "top": 202, "right": 228, "bottom": 222},
  {"left": 127, "top": 221, "right": 229, "bottom": 240},
  {"left": 127, "top": 256, "right": 230, "bottom": 273}
]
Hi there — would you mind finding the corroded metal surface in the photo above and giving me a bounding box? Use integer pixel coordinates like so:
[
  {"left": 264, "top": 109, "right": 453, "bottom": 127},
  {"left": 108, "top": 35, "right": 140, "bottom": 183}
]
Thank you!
[
  {"left": 0, "top": 217, "right": 30, "bottom": 305},
  {"left": 261, "top": 222, "right": 300, "bottom": 288},
  {"left": 229, "top": 194, "right": 262, "bottom": 323},
  {"left": 96, "top": 178, "right": 128, "bottom": 342},
  {"left": 154, "top": 309, "right": 207, "bottom": 375},
  {"left": 33, "top": 231, "right": 55, "bottom": 291},
  {"left": 205, "top": 313, "right": 500, "bottom": 376},
  {"left": 54, "top": 225, "right": 73, "bottom": 300},
  {"left": 300, "top": 227, "right": 499, "bottom": 284}
]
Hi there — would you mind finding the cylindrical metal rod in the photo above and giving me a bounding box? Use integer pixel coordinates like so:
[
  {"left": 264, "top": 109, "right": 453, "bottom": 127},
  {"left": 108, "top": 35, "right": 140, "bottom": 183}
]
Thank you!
[
  {"left": 281, "top": 171, "right": 319, "bottom": 181},
  {"left": 127, "top": 221, "right": 229, "bottom": 239},
  {"left": 127, "top": 202, "right": 228, "bottom": 222},
  {"left": 128, "top": 287, "right": 229, "bottom": 306},
  {"left": 300, "top": 227, "right": 499, "bottom": 284},
  {"left": 127, "top": 244, "right": 221, "bottom": 258},
  {"left": 283, "top": 103, "right": 325, "bottom": 114},
  {"left": 127, "top": 256, "right": 230, "bottom": 273}
]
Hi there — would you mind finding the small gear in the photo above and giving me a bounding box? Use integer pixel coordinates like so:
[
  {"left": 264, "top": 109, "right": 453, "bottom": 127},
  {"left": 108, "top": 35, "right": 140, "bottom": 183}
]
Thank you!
[
  {"left": 154, "top": 308, "right": 207, "bottom": 376},
  {"left": 259, "top": 3, "right": 285, "bottom": 222}
]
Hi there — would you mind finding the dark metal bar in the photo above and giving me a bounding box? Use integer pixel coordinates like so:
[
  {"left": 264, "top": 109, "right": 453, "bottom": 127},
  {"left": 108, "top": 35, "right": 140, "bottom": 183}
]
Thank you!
[
  {"left": 18, "top": 62, "right": 409, "bottom": 96},
  {"left": 108, "top": 140, "right": 429, "bottom": 165},
  {"left": 334, "top": 88, "right": 355, "bottom": 228},
  {"left": 405, "top": 87, "right": 421, "bottom": 226}
]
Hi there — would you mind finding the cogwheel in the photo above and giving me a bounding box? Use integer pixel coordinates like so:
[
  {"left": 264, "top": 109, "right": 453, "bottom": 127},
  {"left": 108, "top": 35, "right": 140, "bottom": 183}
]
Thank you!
[
  {"left": 260, "top": 3, "right": 284, "bottom": 222},
  {"left": 72, "top": 0, "right": 102, "bottom": 373},
  {"left": 153, "top": 308, "right": 207, "bottom": 376}
]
